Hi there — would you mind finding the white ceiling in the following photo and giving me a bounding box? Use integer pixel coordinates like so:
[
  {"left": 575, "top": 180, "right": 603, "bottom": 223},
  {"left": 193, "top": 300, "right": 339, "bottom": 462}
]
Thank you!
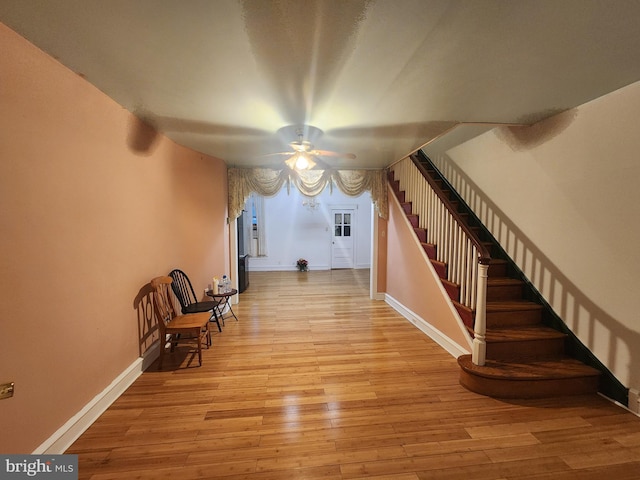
[{"left": 2, "top": 0, "right": 640, "bottom": 169}]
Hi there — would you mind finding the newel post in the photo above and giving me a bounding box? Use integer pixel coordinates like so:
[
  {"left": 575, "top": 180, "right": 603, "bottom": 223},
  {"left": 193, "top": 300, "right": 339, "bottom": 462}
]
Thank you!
[{"left": 472, "top": 260, "right": 490, "bottom": 366}]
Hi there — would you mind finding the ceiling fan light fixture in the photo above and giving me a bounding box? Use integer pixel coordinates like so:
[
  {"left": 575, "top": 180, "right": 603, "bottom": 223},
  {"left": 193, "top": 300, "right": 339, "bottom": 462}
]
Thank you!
[
  {"left": 285, "top": 152, "right": 316, "bottom": 170},
  {"left": 272, "top": 125, "right": 352, "bottom": 169},
  {"left": 296, "top": 152, "right": 315, "bottom": 170}
]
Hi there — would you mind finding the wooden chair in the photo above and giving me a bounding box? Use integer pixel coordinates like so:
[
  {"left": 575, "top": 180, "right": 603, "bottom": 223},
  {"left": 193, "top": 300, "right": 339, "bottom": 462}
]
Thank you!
[
  {"left": 151, "top": 276, "right": 211, "bottom": 369},
  {"left": 168, "top": 269, "right": 223, "bottom": 332}
]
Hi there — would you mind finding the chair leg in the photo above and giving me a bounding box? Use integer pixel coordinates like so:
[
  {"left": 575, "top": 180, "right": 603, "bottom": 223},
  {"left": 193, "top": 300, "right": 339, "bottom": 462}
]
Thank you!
[
  {"left": 205, "top": 323, "right": 211, "bottom": 347},
  {"left": 210, "top": 310, "right": 222, "bottom": 332},
  {"left": 170, "top": 333, "right": 179, "bottom": 352},
  {"left": 197, "top": 329, "right": 203, "bottom": 366},
  {"left": 228, "top": 304, "right": 238, "bottom": 322},
  {"left": 214, "top": 305, "right": 225, "bottom": 328},
  {"left": 158, "top": 337, "right": 165, "bottom": 370}
]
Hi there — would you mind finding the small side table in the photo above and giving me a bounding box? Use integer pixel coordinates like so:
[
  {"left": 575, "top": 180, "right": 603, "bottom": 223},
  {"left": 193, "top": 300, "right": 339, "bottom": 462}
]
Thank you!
[{"left": 206, "top": 288, "right": 238, "bottom": 326}]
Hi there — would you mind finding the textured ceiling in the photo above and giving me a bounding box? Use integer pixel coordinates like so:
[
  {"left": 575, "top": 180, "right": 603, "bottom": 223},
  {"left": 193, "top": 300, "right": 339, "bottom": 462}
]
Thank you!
[{"left": 2, "top": 0, "right": 640, "bottom": 169}]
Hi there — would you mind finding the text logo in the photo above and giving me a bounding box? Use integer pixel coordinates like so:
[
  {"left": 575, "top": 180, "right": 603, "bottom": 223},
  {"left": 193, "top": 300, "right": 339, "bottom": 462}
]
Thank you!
[{"left": 1, "top": 455, "right": 78, "bottom": 479}]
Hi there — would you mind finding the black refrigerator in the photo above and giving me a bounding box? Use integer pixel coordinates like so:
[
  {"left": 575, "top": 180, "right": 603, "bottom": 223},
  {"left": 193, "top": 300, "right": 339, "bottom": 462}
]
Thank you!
[
  {"left": 237, "top": 211, "right": 249, "bottom": 293},
  {"left": 238, "top": 254, "right": 249, "bottom": 293}
]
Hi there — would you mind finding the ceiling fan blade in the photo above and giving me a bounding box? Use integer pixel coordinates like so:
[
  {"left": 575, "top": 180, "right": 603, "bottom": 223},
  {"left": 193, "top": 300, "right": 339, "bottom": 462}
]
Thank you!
[
  {"left": 262, "top": 151, "right": 296, "bottom": 157},
  {"left": 311, "top": 150, "right": 356, "bottom": 159},
  {"left": 290, "top": 140, "right": 313, "bottom": 152}
]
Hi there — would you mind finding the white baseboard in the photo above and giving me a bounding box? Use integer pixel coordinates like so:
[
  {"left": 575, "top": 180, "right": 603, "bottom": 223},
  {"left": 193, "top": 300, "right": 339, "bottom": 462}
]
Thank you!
[
  {"left": 34, "top": 343, "right": 159, "bottom": 454},
  {"left": 248, "top": 265, "right": 371, "bottom": 272},
  {"left": 248, "top": 265, "right": 332, "bottom": 272},
  {"left": 385, "top": 293, "right": 470, "bottom": 358}
]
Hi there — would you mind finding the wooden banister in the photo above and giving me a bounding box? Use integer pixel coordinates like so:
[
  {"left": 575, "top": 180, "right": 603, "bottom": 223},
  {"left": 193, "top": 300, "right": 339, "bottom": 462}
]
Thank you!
[
  {"left": 410, "top": 153, "right": 492, "bottom": 265},
  {"left": 391, "top": 154, "right": 490, "bottom": 365}
]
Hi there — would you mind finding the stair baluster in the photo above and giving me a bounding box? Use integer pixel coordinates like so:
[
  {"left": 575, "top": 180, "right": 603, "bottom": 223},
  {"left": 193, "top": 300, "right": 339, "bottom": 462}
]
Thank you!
[{"left": 389, "top": 155, "right": 491, "bottom": 367}]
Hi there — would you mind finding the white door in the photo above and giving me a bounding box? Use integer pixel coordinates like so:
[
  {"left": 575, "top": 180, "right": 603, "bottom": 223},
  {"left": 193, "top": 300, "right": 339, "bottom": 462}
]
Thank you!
[{"left": 331, "top": 209, "right": 355, "bottom": 269}]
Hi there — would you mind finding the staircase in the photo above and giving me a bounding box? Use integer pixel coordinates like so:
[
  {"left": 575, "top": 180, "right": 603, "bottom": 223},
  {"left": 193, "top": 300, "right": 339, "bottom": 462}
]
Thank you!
[{"left": 389, "top": 157, "right": 601, "bottom": 399}]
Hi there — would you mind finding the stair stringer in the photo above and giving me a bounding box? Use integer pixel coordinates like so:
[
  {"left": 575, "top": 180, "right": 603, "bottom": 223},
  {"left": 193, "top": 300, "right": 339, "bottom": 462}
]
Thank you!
[{"left": 385, "top": 185, "right": 473, "bottom": 354}]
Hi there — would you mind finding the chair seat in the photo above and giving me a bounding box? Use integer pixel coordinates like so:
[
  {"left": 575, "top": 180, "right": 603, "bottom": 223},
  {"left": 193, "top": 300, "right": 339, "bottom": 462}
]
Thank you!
[
  {"left": 151, "top": 275, "right": 212, "bottom": 369},
  {"left": 165, "top": 312, "right": 211, "bottom": 332},
  {"left": 184, "top": 301, "right": 220, "bottom": 314}
]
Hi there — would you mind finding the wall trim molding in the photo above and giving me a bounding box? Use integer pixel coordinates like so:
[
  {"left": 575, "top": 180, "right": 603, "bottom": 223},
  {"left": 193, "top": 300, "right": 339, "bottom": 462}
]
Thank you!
[
  {"left": 34, "top": 344, "right": 159, "bottom": 454},
  {"left": 371, "top": 292, "right": 386, "bottom": 301},
  {"left": 248, "top": 265, "right": 371, "bottom": 272},
  {"left": 385, "top": 293, "right": 470, "bottom": 358},
  {"left": 249, "top": 265, "right": 330, "bottom": 272}
]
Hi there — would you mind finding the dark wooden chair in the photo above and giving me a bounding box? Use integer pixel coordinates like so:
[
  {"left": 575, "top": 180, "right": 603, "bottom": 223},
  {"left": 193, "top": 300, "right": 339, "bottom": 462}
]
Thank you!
[
  {"left": 168, "top": 269, "right": 223, "bottom": 332},
  {"left": 150, "top": 276, "right": 211, "bottom": 369}
]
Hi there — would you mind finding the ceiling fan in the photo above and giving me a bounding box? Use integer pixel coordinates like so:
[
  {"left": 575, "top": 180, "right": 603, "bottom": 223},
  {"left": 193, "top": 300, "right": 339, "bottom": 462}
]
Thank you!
[{"left": 266, "top": 128, "right": 356, "bottom": 170}]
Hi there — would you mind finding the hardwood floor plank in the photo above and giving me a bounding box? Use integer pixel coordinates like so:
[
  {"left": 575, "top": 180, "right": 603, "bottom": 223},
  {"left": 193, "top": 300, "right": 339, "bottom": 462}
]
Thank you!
[
  {"left": 340, "top": 451, "right": 493, "bottom": 478},
  {"left": 403, "top": 432, "right": 540, "bottom": 457},
  {"left": 560, "top": 447, "right": 640, "bottom": 469},
  {"left": 413, "top": 456, "right": 571, "bottom": 480},
  {"left": 255, "top": 445, "right": 407, "bottom": 473},
  {"left": 484, "top": 436, "right": 624, "bottom": 463},
  {"left": 66, "top": 270, "right": 640, "bottom": 479},
  {"left": 516, "top": 462, "right": 640, "bottom": 480},
  {"left": 465, "top": 417, "right": 593, "bottom": 438},
  {"left": 615, "top": 431, "right": 640, "bottom": 447}
]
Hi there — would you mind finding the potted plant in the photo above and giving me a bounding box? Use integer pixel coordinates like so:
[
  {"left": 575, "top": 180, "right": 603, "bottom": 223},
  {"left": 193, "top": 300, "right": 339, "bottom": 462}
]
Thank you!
[{"left": 296, "top": 258, "right": 309, "bottom": 272}]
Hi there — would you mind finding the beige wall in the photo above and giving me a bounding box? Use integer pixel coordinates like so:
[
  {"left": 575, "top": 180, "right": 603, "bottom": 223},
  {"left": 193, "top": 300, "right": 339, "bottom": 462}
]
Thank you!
[
  {"left": 385, "top": 191, "right": 472, "bottom": 350},
  {"left": 0, "top": 23, "right": 229, "bottom": 453},
  {"left": 431, "top": 81, "right": 640, "bottom": 399}
]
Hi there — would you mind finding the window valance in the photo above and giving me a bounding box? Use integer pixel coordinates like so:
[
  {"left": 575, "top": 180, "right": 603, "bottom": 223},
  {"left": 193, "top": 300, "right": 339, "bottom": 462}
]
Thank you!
[{"left": 228, "top": 168, "right": 388, "bottom": 221}]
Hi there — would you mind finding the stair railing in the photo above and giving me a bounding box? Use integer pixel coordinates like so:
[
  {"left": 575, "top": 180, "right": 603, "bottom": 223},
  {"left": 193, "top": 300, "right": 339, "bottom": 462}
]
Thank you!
[{"left": 390, "top": 155, "right": 491, "bottom": 365}]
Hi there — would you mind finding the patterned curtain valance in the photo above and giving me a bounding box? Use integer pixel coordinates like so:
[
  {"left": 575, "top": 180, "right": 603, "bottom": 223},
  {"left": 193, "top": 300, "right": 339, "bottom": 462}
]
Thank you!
[{"left": 228, "top": 168, "right": 388, "bottom": 221}]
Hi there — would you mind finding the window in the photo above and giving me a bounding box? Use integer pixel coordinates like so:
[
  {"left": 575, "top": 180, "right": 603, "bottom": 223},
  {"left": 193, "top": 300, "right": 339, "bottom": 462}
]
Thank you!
[{"left": 248, "top": 193, "right": 267, "bottom": 257}]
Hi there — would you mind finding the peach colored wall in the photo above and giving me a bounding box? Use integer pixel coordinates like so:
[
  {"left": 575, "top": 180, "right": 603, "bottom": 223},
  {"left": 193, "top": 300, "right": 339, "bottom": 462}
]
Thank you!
[
  {"left": 385, "top": 190, "right": 471, "bottom": 349},
  {"left": 0, "top": 23, "right": 229, "bottom": 453},
  {"left": 376, "top": 216, "right": 388, "bottom": 294}
]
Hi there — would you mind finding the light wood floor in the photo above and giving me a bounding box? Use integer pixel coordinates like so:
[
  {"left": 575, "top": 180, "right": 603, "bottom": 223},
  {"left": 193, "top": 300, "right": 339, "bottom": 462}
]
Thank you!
[{"left": 67, "top": 269, "right": 640, "bottom": 479}]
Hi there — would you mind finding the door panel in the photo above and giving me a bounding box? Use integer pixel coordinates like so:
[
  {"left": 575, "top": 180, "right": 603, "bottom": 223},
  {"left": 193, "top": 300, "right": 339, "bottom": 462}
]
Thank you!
[{"left": 331, "top": 209, "right": 355, "bottom": 269}]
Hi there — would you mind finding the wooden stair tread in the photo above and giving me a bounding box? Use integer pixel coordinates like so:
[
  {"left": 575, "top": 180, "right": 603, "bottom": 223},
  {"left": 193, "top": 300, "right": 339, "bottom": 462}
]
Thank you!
[
  {"left": 430, "top": 259, "right": 447, "bottom": 278},
  {"left": 490, "top": 258, "right": 508, "bottom": 265},
  {"left": 486, "top": 301, "right": 543, "bottom": 312},
  {"left": 487, "top": 277, "right": 524, "bottom": 286},
  {"left": 458, "top": 355, "right": 601, "bottom": 381},
  {"left": 484, "top": 325, "right": 566, "bottom": 343},
  {"left": 429, "top": 258, "right": 447, "bottom": 270}
]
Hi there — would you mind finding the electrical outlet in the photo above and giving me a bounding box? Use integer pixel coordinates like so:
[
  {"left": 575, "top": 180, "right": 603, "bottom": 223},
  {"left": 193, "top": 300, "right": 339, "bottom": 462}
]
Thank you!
[{"left": 0, "top": 382, "right": 15, "bottom": 400}]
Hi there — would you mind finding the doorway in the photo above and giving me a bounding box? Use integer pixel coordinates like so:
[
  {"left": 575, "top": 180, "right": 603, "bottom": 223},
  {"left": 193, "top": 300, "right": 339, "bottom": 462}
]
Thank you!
[{"left": 331, "top": 208, "right": 356, "bottom": 269}]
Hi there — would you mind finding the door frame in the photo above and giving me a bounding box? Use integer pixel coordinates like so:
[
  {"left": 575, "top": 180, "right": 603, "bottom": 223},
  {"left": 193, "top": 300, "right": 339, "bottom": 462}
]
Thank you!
[{"left": 329, "top": 204, "right": 357, "bottom": 269}]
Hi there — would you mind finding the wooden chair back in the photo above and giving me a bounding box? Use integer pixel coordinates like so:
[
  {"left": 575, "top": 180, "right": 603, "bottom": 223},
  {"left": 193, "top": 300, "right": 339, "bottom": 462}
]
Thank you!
[
  {"left": 168, "top": 269, "right": 198, "bottom": 312},
  {"left": 151, "top": 276, "right": 178, "bottom": 335},
  {"left": 150, "top": 275, "right": 211, "bottom": 369}
]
